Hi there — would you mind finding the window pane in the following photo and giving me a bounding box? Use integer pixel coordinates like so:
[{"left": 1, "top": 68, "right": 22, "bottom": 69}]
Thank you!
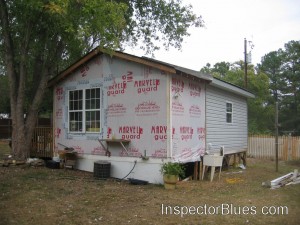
[
  {"left": 70, "top": 112, "right": 74, "bottom": 121},
  {"left": 78, "top": 100, "right": 82, "bottom": 110},
  {"left": 69, "top": 90, "right": 83, "bottom": 110},
  {"left": 86, "top": 111, "right": 91, "bottom": 121},
  {"left": 86, "top": 89, "right": 90, "bottom": 99},
  {"left": 96, "top": 100, "right": 100, "bottom": 109},
  {"left": 86, "top": 88, "right": 100, "bottom": 110},
  {"left": 73, "top": 101, "right": 77, "bottom": 110},
  {"left": 226, "top": 113, "right": 232, "bottom": 123},
  {"left": 96, "top": 111, "right": 100, "bottom": 120},
  {"left": 69, "top": 112, "right": 83, "bottom": 132},
  {"left": 226, "top": 103, "right": 232, "bottom": 112},
  {"left": 74, "top": 91, "right": 78, "bottom": 100},
  {"left": 78, "top": 90, "right": 82, "bottom": 100},
  {"left": 69, "top": 90, "right": 83, "bottom": 132},
  {"left": 86, "top": 110, "right": 100, "bottom": 132},
  {"left": 70, "top": 91, "right": 73, "bottom": 100},
  {"left": 86, "top": 99, "right": 90, "bottom": 109}
]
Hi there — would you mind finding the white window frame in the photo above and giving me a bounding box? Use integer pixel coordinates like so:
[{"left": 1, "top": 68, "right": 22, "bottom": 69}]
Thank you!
[
  {"left": 85, "top": 88, "right": 101, "bottom": 133},
  {"left": 226, "top": 102, "right": 233, "bottom": 124},
  {"left": 68, "top": 88, "right": 101, "bottom": 133},
  {"left": 69, "top": 90, "right": 83, "bottom": 133}
]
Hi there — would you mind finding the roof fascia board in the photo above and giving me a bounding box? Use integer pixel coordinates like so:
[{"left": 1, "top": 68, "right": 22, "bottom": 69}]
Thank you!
[
  {"left": 48, "top": 48, "right": 101, "bottom": 87},
  {"left": 141, "top": 56, "right": 213, "bottom": 82},
  {"left": 112, "top": 51, "right": 176, "bottom": 74},
  {"left": 173, "top": 65, "right": 213, "bottom": 82},
  {"left": 48, "top": 49, "right": 177, "bottom": 87},
  {"left": 210, "top": 78, "right": 255, "bottom": 98}
]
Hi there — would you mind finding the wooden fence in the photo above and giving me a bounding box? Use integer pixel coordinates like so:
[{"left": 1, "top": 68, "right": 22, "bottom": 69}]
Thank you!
[
  {"left": 0, "top": 118, "right": 51, "bottom": 139},
  {"left": 248, "top": 135, "right": 300, "bottom": 160},
  {"left": 30, "top": 127, "right": 53, "bottom": 158},
  {"left": 0, "top": 119, "right": 12, "bottom": 139}
]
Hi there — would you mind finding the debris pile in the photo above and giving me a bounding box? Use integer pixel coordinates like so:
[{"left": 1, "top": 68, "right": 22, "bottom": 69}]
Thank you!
[
  {"left": 226, "top": 177, "right": 244, "bottom": 184},
  {"left": 262, "top": 169, "right": 300, "bottom": 189},
  {"left": 1, "top": 154, "right": 26, "bottom": 167},
  {"left": 27, "top": 158, "right": 45, "bottom": 167},
  {"left": 1, "top": 155, "right": 44, "bottom": 167}
]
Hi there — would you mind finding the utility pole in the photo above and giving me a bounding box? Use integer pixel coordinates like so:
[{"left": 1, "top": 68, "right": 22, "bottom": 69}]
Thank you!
[{"left": 244, "top": 38, "right": 248, "bottom": 89}]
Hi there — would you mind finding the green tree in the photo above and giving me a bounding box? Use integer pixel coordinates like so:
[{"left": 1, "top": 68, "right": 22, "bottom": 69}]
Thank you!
[
  {"left": 259, "top": 40, "right": 300, "bottom": 135},
  {"left": 226, "top": 62, "right": 272, "bottom": 134},
  {"left": 280, "top": 41, "right": 300, "bottom": 134},
  {"left": 200, "top": 63, "right": 212, "bottom": 74},
  {"left": 0, "top": 0, "right": 203, "bottom": 160},
  {"left": 258, "top": 50, "right": 284, "bottom": 103},
  {"left": 211, "top": 61, "right": 230, "bottom": 78},
  {"left": 222, "top": 60, "right": 245, "bottom": 87},
  {"left": 200, "top": 61, "right": 230, "bottom": 78},
  {"left": 247, "top": 70, "right": 273, "bottom": 134}
]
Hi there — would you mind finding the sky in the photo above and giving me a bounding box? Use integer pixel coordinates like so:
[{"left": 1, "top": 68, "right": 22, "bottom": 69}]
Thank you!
[{"left": 126, "top": 0, "right": 300, "bottom": 71}]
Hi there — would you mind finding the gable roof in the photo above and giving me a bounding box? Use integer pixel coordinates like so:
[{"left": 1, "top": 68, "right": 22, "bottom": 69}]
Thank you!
[
  {"left": 136, "top": 56, "right": 254, "bottom": 98},
  {"left": 48, "top": 48, "right": 254, "bottom": 98},
  {"left": 48, "top": 48, "right": 213, "bottom": 87}
]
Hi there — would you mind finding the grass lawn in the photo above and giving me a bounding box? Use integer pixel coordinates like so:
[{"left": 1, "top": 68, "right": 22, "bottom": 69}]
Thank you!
[{"left": 0, "top": 139, "right": 299, "bottom": 225}]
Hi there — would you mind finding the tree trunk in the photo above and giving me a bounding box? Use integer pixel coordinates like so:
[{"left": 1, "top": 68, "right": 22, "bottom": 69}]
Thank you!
[
  {"left": 1, "top": 0, "right": 60, "bottom": 160},
  {"left": 10, "top": 75, "right": 50, "bottom": 160},
  {"left": 11, "top": 121, "right": 28, "bottom": 159}
]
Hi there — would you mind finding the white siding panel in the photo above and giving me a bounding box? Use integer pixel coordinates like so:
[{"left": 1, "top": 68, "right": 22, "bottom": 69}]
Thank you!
[{"left": 206, "top": 85, "right": 248, "bottom": 153}]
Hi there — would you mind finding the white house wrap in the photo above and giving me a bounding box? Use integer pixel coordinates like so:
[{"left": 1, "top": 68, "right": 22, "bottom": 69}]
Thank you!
[{"left": 49, "top": 49, "right": 254, "bottom": 183}]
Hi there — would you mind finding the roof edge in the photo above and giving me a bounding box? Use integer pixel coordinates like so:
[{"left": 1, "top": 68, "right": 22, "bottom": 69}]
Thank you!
[
  {"left": 210, "top": 77, "right": 255, "bottom": 98},
  {"left": 112, "top": 51, "right": 176, "bottom": 74},
  {"left": 48, "top": 48, "right": 101, "bottom": 87},
  {"left": 48, "top": 48, "right": 178, "bottom": 87}
]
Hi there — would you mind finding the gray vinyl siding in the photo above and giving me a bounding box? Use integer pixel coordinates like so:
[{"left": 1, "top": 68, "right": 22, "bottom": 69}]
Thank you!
[{"left": 206, "top": 85, "right": 248, "bottom": 154}]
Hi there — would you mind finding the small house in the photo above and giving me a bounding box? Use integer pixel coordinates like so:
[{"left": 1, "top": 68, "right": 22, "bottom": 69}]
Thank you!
[{"left": 48, "top": 48, "right": 254, "bottom": 183}]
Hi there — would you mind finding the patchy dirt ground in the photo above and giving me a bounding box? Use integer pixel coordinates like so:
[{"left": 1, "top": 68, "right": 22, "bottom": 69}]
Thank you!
[{"left": 0, "top": 141, "right": 300, "bottom": 225}]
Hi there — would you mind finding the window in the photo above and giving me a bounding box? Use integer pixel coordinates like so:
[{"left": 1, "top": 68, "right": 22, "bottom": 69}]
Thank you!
[
  {"left": 226, "top": 102, "right": 232, "bottom": 123},
  {"left": 69, "top": 90, "right": 83, "bottom": 132},
  {"left": 85, "top": 88, "right": 100, "bottom": 132},
  {"left": 69, "top": 88, "right": 101, "bottom": 133}
]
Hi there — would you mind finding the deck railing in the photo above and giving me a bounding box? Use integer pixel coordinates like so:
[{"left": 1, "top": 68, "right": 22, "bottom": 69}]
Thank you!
[
  {"left": 31, "top": 127, "right": 53, "bottom": 158},
  {"left": 248, "top": 135, "right": 300, "bottom": 160}
]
